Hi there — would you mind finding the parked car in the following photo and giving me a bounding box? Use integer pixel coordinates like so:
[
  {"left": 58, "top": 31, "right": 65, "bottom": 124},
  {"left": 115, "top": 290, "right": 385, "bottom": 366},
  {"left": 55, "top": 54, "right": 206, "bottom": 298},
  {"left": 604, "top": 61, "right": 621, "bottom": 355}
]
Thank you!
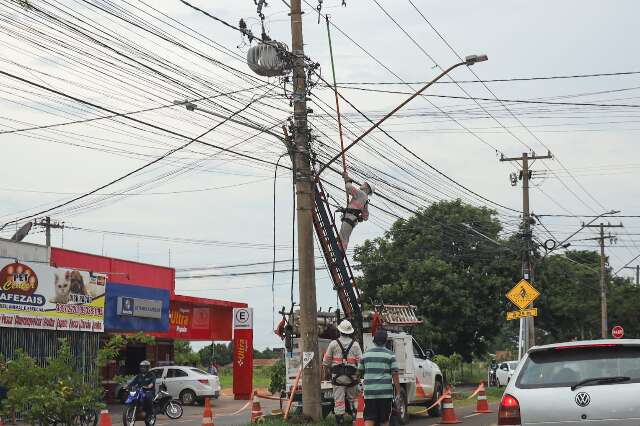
[
  {"left": 489, "top": 360, "right": 519, "bottom": 387},
  {"left": 499, "top": 339, "right": 640, "bottom": 425},
  {"left": 116, "top": 366, "right": 220, "bottom": 406}
]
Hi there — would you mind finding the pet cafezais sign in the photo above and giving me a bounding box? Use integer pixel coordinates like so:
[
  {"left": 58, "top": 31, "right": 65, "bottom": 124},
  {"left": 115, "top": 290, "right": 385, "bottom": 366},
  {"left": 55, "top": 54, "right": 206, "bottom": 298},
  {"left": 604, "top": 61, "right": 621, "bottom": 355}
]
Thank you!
[{"left": 0, "top": 259, "right": 106, "bottom": 332}]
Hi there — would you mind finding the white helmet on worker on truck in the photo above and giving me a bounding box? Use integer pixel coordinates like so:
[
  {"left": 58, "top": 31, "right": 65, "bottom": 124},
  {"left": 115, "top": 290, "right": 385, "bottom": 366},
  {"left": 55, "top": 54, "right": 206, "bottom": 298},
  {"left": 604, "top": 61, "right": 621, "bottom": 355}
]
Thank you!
[{"left": 337, "top": 319, "right": 355, "bottom": 335}]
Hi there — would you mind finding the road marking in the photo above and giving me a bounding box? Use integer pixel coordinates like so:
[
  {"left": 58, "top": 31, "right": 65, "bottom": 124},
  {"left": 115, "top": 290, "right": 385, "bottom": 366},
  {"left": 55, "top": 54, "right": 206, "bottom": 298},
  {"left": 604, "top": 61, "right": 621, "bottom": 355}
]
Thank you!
[{"left": 463, "top": 412, "right": 482, "bottom": 418}]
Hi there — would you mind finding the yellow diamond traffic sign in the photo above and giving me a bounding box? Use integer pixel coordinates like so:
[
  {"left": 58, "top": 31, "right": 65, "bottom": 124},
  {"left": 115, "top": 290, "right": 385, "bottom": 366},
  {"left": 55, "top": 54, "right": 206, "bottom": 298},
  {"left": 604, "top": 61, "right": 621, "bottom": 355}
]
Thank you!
[{"left": 506, "top": 279, "right": 540, "bottom": 310}]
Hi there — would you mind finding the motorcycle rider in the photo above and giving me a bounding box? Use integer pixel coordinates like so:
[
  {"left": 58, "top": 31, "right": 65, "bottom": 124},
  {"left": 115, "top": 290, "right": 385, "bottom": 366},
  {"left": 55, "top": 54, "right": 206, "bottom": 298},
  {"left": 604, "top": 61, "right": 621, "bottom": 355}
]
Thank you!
[{"left": 130, "top": 360, "right": 156, "bottom": 424}]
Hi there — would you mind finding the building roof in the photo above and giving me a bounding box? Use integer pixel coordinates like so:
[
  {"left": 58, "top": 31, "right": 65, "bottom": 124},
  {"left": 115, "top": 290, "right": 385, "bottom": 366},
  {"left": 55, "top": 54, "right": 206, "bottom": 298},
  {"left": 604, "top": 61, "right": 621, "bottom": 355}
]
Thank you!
[{"left": 171, "top": 293, "right": 247, "bottom": 309}]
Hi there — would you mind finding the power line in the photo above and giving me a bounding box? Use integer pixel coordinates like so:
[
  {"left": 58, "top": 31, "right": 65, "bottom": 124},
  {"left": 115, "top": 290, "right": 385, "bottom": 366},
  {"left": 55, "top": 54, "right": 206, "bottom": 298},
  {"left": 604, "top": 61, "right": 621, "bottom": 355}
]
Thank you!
[
  {"left": 332, "top": 70, "right": 640, "bottom": 85},
  {"left": 325, "top": 85, "right": 640, "bottom": 109}
]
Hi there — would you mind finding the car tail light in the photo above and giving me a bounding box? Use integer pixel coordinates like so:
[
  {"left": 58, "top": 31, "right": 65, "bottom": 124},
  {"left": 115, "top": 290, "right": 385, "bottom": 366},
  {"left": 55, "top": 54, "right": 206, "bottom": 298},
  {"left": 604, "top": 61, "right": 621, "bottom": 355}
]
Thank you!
[
  {"left": 198, "top": 379, "right": 209, "bottom": 385},
  {"left": 498, "top": 394, "right": 521, "bottom": 425},
  {"left": 553, "top": 343, "right": 618, "bottom": 350}
]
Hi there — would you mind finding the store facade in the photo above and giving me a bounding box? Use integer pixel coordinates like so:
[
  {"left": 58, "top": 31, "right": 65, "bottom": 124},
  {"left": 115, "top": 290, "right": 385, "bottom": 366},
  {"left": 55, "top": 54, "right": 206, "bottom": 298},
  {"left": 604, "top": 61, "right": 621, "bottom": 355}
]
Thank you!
[{"left": 0, "top": 239, "right": 252, "bottom": 399}]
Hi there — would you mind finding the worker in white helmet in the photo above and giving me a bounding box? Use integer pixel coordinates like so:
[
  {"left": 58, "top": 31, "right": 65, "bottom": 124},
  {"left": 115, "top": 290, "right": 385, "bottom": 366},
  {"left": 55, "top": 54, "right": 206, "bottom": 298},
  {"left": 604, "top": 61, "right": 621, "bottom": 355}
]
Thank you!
[
  {"left": 339, "top": 173, "right": 375, "bottom": 252},
  {"left": 322, "top": 319, "right": 362, "bottom": 424}
]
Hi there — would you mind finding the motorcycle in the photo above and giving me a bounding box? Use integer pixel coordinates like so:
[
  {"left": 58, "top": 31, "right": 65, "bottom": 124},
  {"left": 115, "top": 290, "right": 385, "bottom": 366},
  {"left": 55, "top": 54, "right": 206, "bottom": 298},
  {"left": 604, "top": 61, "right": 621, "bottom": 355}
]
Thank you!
[
  {"left": 123, "top": 383, "right": 183, "bottom": 426},
  {"left": 489, "top": 365, "right": 499, "bottom": 387}
]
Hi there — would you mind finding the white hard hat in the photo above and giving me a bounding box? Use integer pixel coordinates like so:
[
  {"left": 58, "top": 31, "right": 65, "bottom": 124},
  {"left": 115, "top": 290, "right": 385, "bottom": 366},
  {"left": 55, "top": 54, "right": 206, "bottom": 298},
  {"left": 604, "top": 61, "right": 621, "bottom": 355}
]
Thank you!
[
  {"left": 337, "top": 319, "right": 355, "bottom": 335},
  {"left": 362, "top": 182, "right": 375, "bottom": 195}
]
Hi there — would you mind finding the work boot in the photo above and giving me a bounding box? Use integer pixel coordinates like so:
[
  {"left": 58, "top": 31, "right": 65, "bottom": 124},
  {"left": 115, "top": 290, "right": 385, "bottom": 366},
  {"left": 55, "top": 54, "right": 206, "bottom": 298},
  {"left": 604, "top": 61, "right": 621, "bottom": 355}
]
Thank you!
[{"left": 335, "top": 414, "right": 344, "bottom": 425}]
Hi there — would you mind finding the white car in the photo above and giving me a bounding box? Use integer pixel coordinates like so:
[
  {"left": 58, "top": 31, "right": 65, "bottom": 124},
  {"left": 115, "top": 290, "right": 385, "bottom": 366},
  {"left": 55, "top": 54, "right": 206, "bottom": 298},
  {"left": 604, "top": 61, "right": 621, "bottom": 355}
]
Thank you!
[
  {"left": 151, "top": 366, "right": 220, "bottom": 405},
  {"left": 499, "top": 339, "right": 640, "bottom": 425},
  {"left": 491, "top": 360, "right": 519, "bottom": 387}
]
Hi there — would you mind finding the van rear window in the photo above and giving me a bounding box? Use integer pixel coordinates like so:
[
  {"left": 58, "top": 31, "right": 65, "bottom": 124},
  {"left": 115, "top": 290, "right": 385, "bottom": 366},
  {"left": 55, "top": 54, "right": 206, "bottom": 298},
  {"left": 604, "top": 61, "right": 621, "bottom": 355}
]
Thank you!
[{"left": 516, "top": 345, "right": 640, "bottom": 389}]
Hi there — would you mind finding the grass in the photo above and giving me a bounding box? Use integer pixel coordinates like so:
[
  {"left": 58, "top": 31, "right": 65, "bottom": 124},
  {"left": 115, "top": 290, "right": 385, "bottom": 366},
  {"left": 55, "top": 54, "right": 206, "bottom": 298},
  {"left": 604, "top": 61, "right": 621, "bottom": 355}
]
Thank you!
[{"left": 218, "top": 365, "right": 272, "bottom": 391}]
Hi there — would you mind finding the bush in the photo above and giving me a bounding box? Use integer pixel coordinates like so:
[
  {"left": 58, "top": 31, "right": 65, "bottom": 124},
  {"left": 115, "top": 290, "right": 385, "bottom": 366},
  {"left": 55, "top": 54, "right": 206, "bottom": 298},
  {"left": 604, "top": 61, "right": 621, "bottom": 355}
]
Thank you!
[
  {"left": 0, "top": 339, "right": 103, "bottom": 425},
  {"left": 268, "top": 359, "right": 286, "bottom": 395}
]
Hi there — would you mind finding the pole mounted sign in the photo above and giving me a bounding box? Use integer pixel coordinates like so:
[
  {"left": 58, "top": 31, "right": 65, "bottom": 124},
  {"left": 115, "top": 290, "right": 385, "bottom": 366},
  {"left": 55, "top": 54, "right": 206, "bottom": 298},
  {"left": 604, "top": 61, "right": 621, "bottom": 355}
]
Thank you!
[
  {"left": 506, "top": 279, "right": 541, "bottom": 321},
  {"left": 612, "top": 325, "right": 624, "bottom": 339},
  {"left": 232, "top": 307, "right": 253, "bottom": 401}
]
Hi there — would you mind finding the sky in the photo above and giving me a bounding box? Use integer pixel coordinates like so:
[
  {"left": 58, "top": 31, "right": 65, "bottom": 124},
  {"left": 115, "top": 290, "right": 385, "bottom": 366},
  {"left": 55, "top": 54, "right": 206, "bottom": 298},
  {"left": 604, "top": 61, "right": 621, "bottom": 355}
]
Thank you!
[{"left": 1, "top": 0, "right": 640, "bottom": 350}]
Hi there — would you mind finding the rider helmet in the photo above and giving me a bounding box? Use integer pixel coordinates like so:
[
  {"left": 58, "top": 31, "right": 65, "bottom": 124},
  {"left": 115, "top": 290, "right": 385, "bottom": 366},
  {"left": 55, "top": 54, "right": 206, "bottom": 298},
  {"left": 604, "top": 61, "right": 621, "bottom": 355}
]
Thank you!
[{"left": 139, "top": 360, "right": 151, "bottom": 373}]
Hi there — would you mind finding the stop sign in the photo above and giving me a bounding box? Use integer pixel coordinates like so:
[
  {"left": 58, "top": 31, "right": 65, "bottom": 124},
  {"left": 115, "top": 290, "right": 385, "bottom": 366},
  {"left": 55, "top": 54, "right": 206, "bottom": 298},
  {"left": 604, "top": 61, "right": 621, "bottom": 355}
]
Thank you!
[{"left": 612, "top": 325, "right": 624, "bottom": 339}]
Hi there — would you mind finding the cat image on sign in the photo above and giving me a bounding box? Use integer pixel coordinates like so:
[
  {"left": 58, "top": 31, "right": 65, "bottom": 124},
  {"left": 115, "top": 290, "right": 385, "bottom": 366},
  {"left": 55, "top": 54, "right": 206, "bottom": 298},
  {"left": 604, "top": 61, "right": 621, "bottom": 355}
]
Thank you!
[{"left": 49, "top": 272, "right": 70, "bottom": 304}]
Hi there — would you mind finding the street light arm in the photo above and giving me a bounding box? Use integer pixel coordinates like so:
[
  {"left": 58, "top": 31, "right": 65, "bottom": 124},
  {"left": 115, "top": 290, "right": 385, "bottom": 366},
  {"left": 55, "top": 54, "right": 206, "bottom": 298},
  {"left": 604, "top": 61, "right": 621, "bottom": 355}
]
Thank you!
[{"left": 317, "top": 57, "right": 486, "bottom": 176}]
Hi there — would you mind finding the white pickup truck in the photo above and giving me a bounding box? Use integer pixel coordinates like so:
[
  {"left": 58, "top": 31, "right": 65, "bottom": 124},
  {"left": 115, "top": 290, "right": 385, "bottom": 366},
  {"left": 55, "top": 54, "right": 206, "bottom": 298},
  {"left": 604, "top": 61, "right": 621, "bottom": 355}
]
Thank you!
[{"left": 285, "top": 331, "right": 444, "bottom": 423}]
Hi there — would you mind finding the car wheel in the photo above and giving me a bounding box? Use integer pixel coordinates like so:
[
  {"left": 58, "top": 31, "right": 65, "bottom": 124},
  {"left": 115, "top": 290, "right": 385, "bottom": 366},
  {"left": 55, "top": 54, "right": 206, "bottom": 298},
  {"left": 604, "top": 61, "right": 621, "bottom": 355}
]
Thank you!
[
  {"left": 398, "top": 387, "right": 409, "bottom": 425},
  {"left": 427, "top": 380, "right": 442, "bottom": 418},
  {"left": 180, "top": 389, "right": 197, "bottom": 406}
]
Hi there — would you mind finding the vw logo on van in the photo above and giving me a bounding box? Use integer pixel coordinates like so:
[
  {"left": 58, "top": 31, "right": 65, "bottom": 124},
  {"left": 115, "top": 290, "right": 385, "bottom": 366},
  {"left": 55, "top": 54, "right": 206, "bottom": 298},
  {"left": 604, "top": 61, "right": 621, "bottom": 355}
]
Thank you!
[{"left": 575, "top": 392, "right": 591, "bottom": 407}]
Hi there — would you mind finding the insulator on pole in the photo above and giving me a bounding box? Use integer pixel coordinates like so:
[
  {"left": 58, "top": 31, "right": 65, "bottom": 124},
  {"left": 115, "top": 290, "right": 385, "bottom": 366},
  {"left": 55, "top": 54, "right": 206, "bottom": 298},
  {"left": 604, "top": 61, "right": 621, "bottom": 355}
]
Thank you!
[{"left": 247, "top": 42, "right": 291, "bottom": 77}]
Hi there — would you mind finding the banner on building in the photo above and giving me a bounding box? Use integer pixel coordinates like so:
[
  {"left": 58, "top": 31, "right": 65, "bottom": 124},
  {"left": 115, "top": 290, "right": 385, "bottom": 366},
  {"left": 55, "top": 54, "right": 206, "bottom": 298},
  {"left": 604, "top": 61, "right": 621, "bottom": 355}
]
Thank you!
[
  {"left": 232, "top": 307, "right": 253, "bottom": 400},
  {"left": 0, "top": 259, "right": 106, "bottom": 332}
]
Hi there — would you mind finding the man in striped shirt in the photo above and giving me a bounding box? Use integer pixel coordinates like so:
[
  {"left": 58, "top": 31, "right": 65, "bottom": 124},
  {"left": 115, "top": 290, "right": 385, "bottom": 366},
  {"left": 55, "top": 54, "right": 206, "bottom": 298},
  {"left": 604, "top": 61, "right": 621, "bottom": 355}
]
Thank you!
[{"left": 357, "top": 329, "right": 401, "bottom": 426}]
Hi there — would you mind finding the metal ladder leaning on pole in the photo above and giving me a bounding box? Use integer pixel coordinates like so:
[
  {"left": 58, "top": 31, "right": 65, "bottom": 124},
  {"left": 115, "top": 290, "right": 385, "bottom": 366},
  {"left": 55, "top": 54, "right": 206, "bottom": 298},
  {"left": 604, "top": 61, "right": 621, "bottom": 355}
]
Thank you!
[{"left": 312, "top": 178, "right": 363, "bottom": 335}]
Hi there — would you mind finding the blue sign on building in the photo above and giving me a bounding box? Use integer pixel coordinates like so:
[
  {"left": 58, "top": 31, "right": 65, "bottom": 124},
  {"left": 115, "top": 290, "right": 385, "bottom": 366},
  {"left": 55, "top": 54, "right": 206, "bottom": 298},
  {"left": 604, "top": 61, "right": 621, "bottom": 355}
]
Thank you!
[{"left": 105, "top": 282, "right": 169, "bottom": 332}]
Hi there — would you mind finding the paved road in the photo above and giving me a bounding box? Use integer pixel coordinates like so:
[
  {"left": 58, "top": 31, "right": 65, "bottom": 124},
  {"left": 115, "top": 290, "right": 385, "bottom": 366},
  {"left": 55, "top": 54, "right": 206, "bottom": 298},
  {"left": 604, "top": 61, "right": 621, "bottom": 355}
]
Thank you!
[
  {"left": 106, "top": 399, "right": 499, "bottom": 426},
  {"left": 107, "top": 395, "right": 283, "bottom": 426},
  {"left": 408, "top": 403, "right": 499, "bottom": 426}
]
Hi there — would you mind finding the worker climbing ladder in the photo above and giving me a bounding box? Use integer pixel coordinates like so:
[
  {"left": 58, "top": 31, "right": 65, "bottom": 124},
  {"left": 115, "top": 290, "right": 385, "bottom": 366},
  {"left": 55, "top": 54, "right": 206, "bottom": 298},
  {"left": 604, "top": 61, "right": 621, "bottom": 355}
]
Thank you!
[{"left": 311, "top": 178, "right": 363, "bottom": 331}]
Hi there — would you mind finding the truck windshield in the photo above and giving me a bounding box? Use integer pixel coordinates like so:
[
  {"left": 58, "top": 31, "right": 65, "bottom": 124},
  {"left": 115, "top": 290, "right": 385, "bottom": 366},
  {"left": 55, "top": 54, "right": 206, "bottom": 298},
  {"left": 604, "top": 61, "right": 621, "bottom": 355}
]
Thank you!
[{"left": 516, "top": 345, "right": 640, "bottom": 389}]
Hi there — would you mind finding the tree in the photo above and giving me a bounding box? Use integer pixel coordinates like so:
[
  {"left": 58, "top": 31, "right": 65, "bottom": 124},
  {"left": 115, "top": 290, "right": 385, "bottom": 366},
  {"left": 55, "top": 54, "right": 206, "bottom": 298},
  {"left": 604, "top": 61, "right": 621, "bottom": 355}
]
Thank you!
[
  {"left": 0, "top": 340, "right": 103, "bottom": 425},
  {"left": 354, "top": 200, "right": 518, "bottom": 360},
  {"left": 198, "top": 342, "right": 233, "bottom": 367},
  {"left": 174, "top": 341, "right": 200, "bottom": 366}
]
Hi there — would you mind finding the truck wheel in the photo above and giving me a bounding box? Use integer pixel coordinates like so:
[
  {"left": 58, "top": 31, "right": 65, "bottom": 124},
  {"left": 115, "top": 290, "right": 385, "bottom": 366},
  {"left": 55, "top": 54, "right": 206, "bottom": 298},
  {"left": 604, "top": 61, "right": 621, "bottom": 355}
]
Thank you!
[
  {"left": 398, "top": 387, "right": 409, "bottom": 425},
  {"left": 427, "top": 380, "right": 442, "bottom": 418}
]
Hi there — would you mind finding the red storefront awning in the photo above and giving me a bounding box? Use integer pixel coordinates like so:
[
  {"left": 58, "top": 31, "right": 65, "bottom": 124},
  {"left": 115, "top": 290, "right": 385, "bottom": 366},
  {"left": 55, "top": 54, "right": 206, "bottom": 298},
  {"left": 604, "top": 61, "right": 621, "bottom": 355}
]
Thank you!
[{"left": 154, "top": 294, "right": 247, "bottom": 341}]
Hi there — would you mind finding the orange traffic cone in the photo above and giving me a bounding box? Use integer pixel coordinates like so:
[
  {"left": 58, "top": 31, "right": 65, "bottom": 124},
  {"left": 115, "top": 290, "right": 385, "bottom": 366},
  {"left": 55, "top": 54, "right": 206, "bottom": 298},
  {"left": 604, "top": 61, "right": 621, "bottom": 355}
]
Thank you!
[
  {"left": 251, "top": 391, "right": 264, "bottom": 423},
  {"left": 99, "top": 409, "right": 113, "bottom": 426},
  {"left": 474, "top": 382, "right": 493, "bottom": 414},
  {"left": 440, "top": 386, "right": 462, "bottom": 424},
  {"left": 202, "top": 397, "right": 214, "bottom": 426},
  {"left": 354, "top": 392, "right": 365, "bottom": 426}
]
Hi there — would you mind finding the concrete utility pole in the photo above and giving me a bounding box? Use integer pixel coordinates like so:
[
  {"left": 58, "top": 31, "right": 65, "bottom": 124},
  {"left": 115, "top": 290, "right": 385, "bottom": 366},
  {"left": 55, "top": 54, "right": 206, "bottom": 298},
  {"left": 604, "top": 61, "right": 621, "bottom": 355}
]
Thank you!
[
  {"left": 622, "top": 265, "right": 640, "bottom": 285},
  {"left": 582, "top": 222, "right": 623, "bottom": 338},
  {"left": 500, "top": 151, "right": 552, "bottom": 355},
  {"left": 34, "top": 217, "right": 64, "bottom": 247},
  {"left": 289, "top": 0, "right": 321, "bottom": 419}
]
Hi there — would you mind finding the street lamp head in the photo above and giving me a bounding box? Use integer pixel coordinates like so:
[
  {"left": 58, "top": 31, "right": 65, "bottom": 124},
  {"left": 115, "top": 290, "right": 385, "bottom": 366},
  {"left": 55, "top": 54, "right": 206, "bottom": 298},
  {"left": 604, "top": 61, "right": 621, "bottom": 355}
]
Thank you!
[
  {"left": 172, "top": 100, "right": 197, "bottom": 111},
  {"left": 465, "top": 54, "right": 488, "bottom": 65},
  {"left": 607, "top": 209, "right": 621, "bottom": 215}
]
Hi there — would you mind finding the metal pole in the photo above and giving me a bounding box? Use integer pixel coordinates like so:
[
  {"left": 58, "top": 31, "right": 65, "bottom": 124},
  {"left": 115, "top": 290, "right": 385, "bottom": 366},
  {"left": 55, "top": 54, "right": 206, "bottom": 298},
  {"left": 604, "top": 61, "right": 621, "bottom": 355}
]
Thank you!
[
  {"left": 290, "top": 0, "right": 321, "bottom": 419},
  {"left": 45, "top": 216, "right": 51, "bottom": 247},
  {"left": 636, "top": 265, "right": 639, "bottom": 286},
  {"left": 317, "top": 59, "right": 476, "bottom": 175},
  {"left": 599, "top": 224, "right": 607, "bottom": 338},
  {"left": 521, "top": 154, "right": 532, "bottom": 351}
]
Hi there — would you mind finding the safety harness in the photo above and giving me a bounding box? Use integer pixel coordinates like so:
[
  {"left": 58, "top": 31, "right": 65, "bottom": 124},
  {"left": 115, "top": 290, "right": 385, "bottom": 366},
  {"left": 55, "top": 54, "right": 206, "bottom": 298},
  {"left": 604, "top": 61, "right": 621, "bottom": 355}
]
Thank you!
[
  {"left": 331, "top": 339, "right": 358, "bottom": 387},
  {"left": 339, "top": 202, "right": 369, "bottom": 227}
]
